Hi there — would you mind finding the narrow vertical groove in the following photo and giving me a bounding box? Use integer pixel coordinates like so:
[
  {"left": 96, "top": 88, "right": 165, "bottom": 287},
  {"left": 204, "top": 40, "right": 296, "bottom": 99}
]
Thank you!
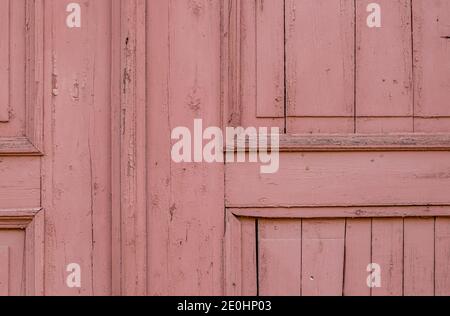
[
  {"left": 299, "top": 219, "right": 303, "bottom": 296},
  {"left": 410, "top": 0, "right": 415, "bottom": 132},
  {"left": 283, "top": 0, "right": 287, "bottom": 134},
  {"left": 433, "top": 217, "right": 436, "bottom": 296},
  {"left": 370, "top": 218, "right": 373, "bottom": 296},
  {"left": 353, "top": 0, "right": 357, "bottom": 133},
  {"left": 402, "top": 218, "right": 405, "bottom": 296},
  {"left": 342, "top": 219, "right": 347, "bottom": 296},
  {"left": 255, "top": 219, "right": 260, "bottom": 296}
]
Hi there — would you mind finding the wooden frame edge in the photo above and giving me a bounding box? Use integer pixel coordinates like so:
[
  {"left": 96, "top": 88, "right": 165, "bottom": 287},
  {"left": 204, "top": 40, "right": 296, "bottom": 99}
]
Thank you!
[
  {"left": 0, "top": 0, "right": 44, "bottom": 156},
  {"left": 111, "top": 0, "right": 148, "bottom": 296},
  {"left": 229, "top": 205, "right": 450, "bottom": 219},
  {"left": 0, "top": 208, "right": 44, "bottom": 296}
]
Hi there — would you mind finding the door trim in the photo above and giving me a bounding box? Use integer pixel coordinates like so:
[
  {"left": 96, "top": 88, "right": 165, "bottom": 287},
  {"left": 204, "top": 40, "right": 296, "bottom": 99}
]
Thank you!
[
  {"left": 0, "top": 0, "right": 44, "bottom": 156},
  {"left": 0, "top": 207, "right": 44, "bottom": 295}
]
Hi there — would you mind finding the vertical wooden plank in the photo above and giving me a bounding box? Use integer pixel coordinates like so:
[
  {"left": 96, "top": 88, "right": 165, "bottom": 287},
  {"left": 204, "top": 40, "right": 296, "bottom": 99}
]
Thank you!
[
  {"left": 147, "top": 0, "right": 224, "bottom": 295},
  {"left": 1, "top": 0, "right": 26, "bottom": 137},
  {"left": 302, "top": 219, "right": 345, "bottom": 296},
  {"left": 225, "top": 215, "right": 256, "bottom": 296},
  {"left": 118, "top": 0, "right": 147, "bottom": 296},
  {"left": 258, "top": 219, "right": 301, "bottom": 296},
  {"left": 286, "top": 0, "right": 354, "bottom": 133},
  {"left": 26, "top": 0, "right": 44, "bottom": 151},
  {"left": 225, "top": 213, "right": 242, "bottom": 296},
  {"left": 238, "top": 0, "right": 284, "bottom": 128},
  {"left": 356, "top": 0, "right": 413, "bottom": 133},
  {"left": 344, "top": 219, "right": 371, "bottom": 296},
  {"left": 435, "top": 218, "right": 450, "bottom": 296},
  {"left": 413, "top": 0, "right": 450, "bottom": 121},
  {"left": 0, "top": 246, "right": 9, "bottom": 296},
  {"left": 0, "top": 0, "right": 10, "bottom": 122},
  {"left": 372, "top": 219, "right": 403, "bottom": 296},
  {"left": 404, "top": 218, "right": 434, "bottom": 296},
  {"left": 241, "top": 218, "right": 257, "bottom": 295},
  {"left": 0, "top": 230, "right": 25, "bottom": 296},
  {"left": 256, "top": 0, "right": 284, "bottom": 118},
  {"left": 43, "top": 0, "right": 112, "bottom": 295},
  {"left": 146, "top": 0, "right": 170, "bottom": 296}
]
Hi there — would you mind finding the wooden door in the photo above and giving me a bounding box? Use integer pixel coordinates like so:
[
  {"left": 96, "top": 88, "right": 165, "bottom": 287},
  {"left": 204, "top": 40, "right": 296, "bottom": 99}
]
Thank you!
[
  {"left": 223, "top": 0, "right": 450, "bottom": 296},
  {"left": 1, "top": 0, "right": 450, "bottom": 296},
  {"left": 0, "top": 0, "right": 112, "bottom": 296}
]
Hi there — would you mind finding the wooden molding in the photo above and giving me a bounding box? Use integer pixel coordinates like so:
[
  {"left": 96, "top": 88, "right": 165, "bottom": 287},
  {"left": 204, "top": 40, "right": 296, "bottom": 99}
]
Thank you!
[
  {"left": 229, "top": 206, "right": 450, "bottom": 219},
  {"left": 0, "top": 208, "right": 44, "bottom": 296},
  {"left": 225, "top": 133, "right": 450, "bottom": 152},
  {"left": 111, "top": 0, "right": 148, "bottom": 296},
  {"left": 0, "top": 0, "right": 44, "bottom": 156}
]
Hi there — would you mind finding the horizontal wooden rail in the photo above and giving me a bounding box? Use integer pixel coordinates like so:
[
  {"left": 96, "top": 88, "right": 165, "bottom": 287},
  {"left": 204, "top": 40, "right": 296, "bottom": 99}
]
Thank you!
[{"left": 225, "top": 133, "right": 450, "bottom": 152}]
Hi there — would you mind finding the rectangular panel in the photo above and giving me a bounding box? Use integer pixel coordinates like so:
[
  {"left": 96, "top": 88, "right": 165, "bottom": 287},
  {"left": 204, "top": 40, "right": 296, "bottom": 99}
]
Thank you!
[
  {"left": 356, "top": 0, "right": 413, "bottom": 123},
  {"left": 372, "top": 219, "right": 403, "bottom": 296},
  {"left": 258, "top": 219, "right": 301, "bottom": 296},
  {"left": 226, "top": 152, "right": 450, "bottom": 207},
  {"left": 256, "top": 0, "right": 284, "bottom": 118},
  {"left": 0, "top": 246, "right": 9, "bottom": 296},
  {"left": 435, "top": 218, "right": 450, "bottom": 296},
  {"left": 344, "top": 219, "right": 371, "bottom": 296},
  {"left": 236, "top": 0, "right": 284, "bottom": 128},
  {"left": 404, "top": 218, "right": 434, "bottom": 296},
  {"left": 286, "top": 0, "right": 354, "bottom": 132},
  {"left": 0, "top": 157, "right": 40, "bottom": 208},
  {"left": 356, "top": 117, "right": 413, "bottom": 134},
  {"left": 0, "top": 0, "right": 10, "bottom": 122},
  {"left": 241, "top": 218, "right": 257, "bottom": 295},
  {"left": 0, "top": 230, "right": 25, "bottom": 296},
  {"left": 301, "top": 220, "right": 345, "bottom": 296},
  {"left": 0, "top": 0, "right": 26, "bottom": 137},
  {"left": 413, "top": 0, "right": 450, "bottom": 117},
  {"left": 225, "top": 216, "right": 257, "bottom": 296}
]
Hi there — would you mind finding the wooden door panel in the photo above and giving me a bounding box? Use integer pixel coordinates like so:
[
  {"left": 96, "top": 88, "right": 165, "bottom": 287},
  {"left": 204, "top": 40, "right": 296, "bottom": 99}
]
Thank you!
[
  {"left": 0, "top": 230, "right": 26, "bottom": 296},
  {"left": 226, "top": 151, "right": 450, "bottom": 207},
  {"left": 413, "top": 0, "right": 450, "bottom": 119},
  {"left": 301, "top": 219, "right": 345, "bottom": 296},
  {"left": 0, "top": 0, "right": 26, "bottom": 137},
  {"left": 286, "top": 0, "right": 354, "bottom": 133},
  {"left": 356, "top": 0, "right": 413, "bottom": 132},
  {"left": 226, "top": 212, "right": 450, "bottom": 296},
  {"left": 258, "top": 219, "right": 301, "bottom": 296}
]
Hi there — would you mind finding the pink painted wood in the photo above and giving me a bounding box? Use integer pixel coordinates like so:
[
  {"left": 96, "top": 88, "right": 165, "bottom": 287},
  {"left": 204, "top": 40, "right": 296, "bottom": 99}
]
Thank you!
[{"left": 0, "top": 0, "right": 450, "bottom": 296}]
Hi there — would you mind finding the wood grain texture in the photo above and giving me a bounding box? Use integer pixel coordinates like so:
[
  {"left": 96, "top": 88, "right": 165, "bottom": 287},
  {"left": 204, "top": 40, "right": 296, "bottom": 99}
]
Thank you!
[
  {"left": 413, "top": 0, "right": 450, "bottom": 118},
  {"left": 403, "top": 218, "right": 434, "bottom": 296},
  {"left": 301, "top": 220, "right": 345, "bottom": 296},
  {"left": 256, "top": 0, "right": 285, "bottom": 118},
  {"left": 344, "top": 219, "right": 371, "bottom": 296},
  {"left": 371, "top": 219, "right": 403, "bottom": 296},
  {"left": 147, "top": 0, "right": 224, "bottom": 295},
  {"left": 225, "top": 215, "right": 257, "bottom": 296},
  {"left": 226, "top": 133, "right": 450, "bottom": 152},
  {"left": 356, "top": 0, "right": 413, "bottom": 127},
  {"left": 286, "top": 0, "right": 354, "bottom": 133},
  {"left": 0, "top": 157, "right": 40, "bottom": 209},
  {"left": 224, "top": 0, "right": 284, "bottom": 129},
  {"left": 230, "top": 206, "right": 450, "bottom": 219},
  {"left": 226, "top": 152, "right": 450, "bottom": 207},
  {"left": 0, "top": 246, "right": 9, "bottom": 296},
  {"left": 435, "top": 218, "right": 450, "bottom": 296},
  {"left": 0, "top": 0, "right": 10, "bottom": 123},
  {"left": 0, "top": 0, "right": 26, "bottom": 139},
  {"left": 111, "top": 0, "right": 148, "bottom": 296},
  {"left": 258, "top": 219, "right": 301, "bottom": 296},
  {"left": 42, "top": 0, "right": 112, "bottom": 296},
  {"left": 0, "top": 230, "right": 25, "bottom": 296}
]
